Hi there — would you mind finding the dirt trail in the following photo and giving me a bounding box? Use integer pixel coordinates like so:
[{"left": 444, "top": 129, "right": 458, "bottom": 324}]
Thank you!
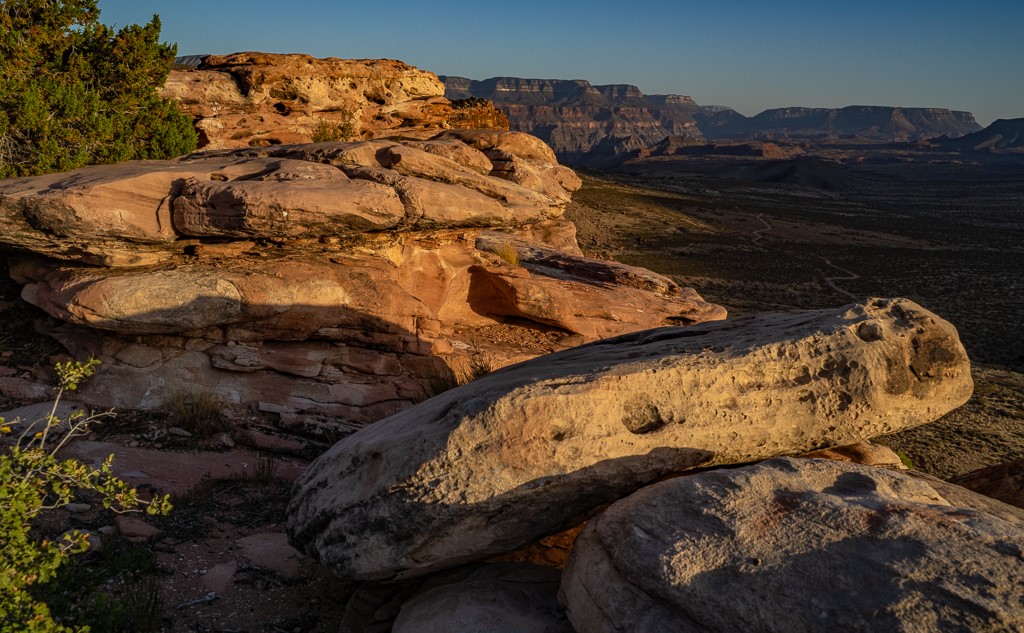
[{"left": 749, "top": 212, "right": 860, "bottom": 300}]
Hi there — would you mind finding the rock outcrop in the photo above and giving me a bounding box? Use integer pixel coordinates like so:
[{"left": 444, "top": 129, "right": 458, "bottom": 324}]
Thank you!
[
  {"left": 162, "top": 53, "right": 452, "bottom": 150},
  {"left": 560, "top": 457, "right": 1024, "bottom": 632},
  {"left": 286, "top": 298, "right": 971, "bottom": 581},
  {"left": 0, "top": 130, "right": 722, "bottom": 433}
]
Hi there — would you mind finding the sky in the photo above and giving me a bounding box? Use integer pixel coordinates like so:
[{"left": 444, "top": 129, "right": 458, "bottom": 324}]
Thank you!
[{"left": 96, "top": 0, "right": 1024, "bottom": 126}]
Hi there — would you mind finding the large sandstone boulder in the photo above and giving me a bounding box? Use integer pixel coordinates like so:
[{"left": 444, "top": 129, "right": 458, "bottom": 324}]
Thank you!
[
  {"left": 560, "top": 457, "right": 1024, "bottom": 632},
  {"left": 162, "top": 52, "right": 452, "bottom": 149},
  {"left": 287, "top": 298, "right": 972, "bottom": 581}
]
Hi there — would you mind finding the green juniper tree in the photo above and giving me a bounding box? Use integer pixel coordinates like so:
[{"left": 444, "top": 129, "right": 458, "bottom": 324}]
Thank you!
[{"left": 0, "top": 0, "right": 197, "bottom": 177}]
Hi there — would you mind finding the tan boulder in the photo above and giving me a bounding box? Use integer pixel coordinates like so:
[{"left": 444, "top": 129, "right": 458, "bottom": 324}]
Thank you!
[
  {"left": 286, "top": 298, "right": 972, "bottom": 581},
  {"left": 560, "top": 457, "right": 1024, "bottom": 633}
]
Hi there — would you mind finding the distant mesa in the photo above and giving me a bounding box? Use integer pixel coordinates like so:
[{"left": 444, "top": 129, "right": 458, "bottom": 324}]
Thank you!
[
  {"left": 440, "top": 75, "right": 983, "bottom": 165},
  {"left": 700, "top": 105, "right": 982, "bottom": 143}
]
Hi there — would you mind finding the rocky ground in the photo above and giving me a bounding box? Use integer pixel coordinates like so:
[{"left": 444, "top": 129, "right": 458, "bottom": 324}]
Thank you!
[{"left": 2, "top": 146, "right": 1022, "bottom": 631}]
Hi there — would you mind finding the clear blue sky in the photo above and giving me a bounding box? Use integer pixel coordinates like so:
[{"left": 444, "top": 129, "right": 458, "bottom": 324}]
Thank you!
[{"left": 97, "top": 0, "right": 1023, "bottom": 125}]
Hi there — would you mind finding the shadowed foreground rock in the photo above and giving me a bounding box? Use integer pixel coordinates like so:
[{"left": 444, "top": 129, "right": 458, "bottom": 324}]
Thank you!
[
  {"left": 392, "top": 563, "right": 571, "bottom": 633},
  {"left": 287, "top": 298, "right": 972, "bottom": 581},
  {"left": 560, "top": 457, "right": 1024, "bottom": 633}
]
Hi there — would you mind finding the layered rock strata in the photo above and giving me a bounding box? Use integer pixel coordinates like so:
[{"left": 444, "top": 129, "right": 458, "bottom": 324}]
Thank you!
[
  {"left": 286, "top": 298, "right": 972, "bottom": 581},
  {"left": 560, "top": 457, "right": 1024, "bottom": 632},
  {"left": 162, "top": 52, "right": 452, "bottom": 150},
  {"left": 0, "top": 131, "right": 723, "bottom": 430}
]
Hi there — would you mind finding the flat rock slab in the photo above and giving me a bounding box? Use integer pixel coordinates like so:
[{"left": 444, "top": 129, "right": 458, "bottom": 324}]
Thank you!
[
  {"left": 64, "top": 441, "right": 307, "bottom": 497},
  {"left": 393, "top": 563, "right": 572, "bottom": 633},
  {"left": 560, "top": 457, "right": 1024, "bottom": 633},
  {"left": 287, "top": 298, "right": 972, "bottom": 581}
]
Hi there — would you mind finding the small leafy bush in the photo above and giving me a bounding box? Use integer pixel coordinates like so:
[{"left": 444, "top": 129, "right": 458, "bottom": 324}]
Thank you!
[{"left": 0, "top": 359, "right": 171, "bottom": 632}]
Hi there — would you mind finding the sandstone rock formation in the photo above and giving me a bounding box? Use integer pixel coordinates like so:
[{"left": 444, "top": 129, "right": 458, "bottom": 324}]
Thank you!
[
  {"left": 392, "top": 564, "right": 571, "bottom": 633},
  {"left": 286, "top": 298, "right": 971, "bottom": 581},
  {"left": 1, "top": 129, "right": 721, "bottom": 433},
  {"left": 162, "top": 53, "right": 452, "bottom": 150},
  {"left": 560, "top": 457, "right": 1024, "bottom": 632}
]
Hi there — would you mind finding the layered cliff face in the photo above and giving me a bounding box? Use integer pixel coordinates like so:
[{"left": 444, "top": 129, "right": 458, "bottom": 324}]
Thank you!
[
  {"left": 162, "top": 52, "right": 453, "bottom": 149},
  {"left": 693, "top": 105, "right": 982, "bottom": 141},
  {"left": 443, "top": 76, "right": 983, "bottom": 162},
  {"left": 440, "top": 76, "right": 704, "bottom": 164}
]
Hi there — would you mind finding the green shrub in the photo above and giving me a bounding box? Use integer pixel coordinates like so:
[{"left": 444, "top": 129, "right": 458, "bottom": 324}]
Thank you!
[
  {"left": 0, "top": 1, "right": 197, "bottom": 177},
  {"left": 0, "top": 359, "right": 171, "bottom": 632}
]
